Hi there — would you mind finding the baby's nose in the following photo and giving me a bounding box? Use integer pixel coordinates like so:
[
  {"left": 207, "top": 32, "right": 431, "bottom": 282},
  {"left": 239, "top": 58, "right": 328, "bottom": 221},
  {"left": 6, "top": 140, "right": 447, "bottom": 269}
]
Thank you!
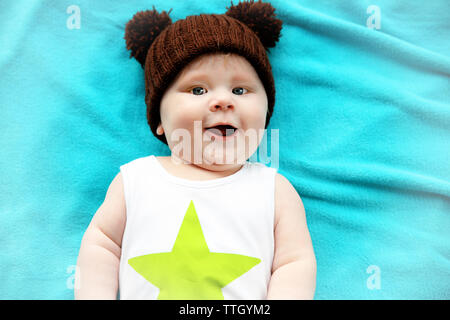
[
  {"left": 209, "top": 95, "right": 234, "bottom": 111},
  {"left": 210, "top": 103, "right": 234, "bottom": 111}
]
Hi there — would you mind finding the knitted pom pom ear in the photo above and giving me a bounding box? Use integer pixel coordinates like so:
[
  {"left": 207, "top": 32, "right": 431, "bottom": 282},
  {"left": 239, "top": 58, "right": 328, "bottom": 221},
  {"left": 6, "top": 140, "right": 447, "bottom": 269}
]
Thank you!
[
  {"left": 225, "top": 0, "right": 282, "bottom": 50},
  {"left": 124, "top": 6, "right": 173, "bottom": 68}
]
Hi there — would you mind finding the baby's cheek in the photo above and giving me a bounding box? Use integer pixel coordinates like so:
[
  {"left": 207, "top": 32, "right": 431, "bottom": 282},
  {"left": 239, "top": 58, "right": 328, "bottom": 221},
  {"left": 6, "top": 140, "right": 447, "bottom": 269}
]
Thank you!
[
  {"left": 171, "top": 107, "right": 197, "bottom": 128},
  {"left": 244, "top": 108, "right": 267, "bottom": 132}
]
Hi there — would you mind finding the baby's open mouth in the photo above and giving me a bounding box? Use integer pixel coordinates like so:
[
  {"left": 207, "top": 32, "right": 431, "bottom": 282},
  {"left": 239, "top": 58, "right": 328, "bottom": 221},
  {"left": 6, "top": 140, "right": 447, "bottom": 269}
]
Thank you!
[{"left": 205, "top": 125, "right": 237, "bottom": 136}]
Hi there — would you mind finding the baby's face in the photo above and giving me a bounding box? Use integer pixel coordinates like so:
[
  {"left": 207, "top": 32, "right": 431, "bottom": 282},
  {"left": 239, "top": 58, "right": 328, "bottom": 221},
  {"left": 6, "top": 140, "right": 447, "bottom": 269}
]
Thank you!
[{"left": 158, "top": 53, "right": 268, "bottom": 170}]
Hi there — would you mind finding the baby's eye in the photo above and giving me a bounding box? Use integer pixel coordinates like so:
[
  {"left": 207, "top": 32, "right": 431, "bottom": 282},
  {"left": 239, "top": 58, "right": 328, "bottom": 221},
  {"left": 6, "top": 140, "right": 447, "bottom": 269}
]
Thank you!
[
  {"left": 232, "top": 87, "right": 248, "bottom": 95},
  {"left": 191, "top": 87, "right": 207, "bottom": 95}
]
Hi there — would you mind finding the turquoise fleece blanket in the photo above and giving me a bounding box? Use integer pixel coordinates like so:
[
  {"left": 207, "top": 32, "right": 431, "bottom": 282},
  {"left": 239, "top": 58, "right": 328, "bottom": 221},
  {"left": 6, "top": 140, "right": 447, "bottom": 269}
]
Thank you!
[{"left": 0, "top": 0, "right": 448, "bottom": 299}]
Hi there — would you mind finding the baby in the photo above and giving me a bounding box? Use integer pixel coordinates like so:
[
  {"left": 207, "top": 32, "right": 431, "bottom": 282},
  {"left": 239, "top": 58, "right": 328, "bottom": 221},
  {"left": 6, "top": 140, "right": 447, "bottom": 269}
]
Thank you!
[{"left": 75, "top": 0, "right": 316, "bottom": 300}]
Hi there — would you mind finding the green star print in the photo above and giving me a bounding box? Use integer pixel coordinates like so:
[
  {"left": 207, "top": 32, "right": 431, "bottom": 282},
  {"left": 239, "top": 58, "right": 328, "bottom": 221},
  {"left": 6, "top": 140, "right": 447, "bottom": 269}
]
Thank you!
[{"left": 128, "top": 200, "right": 261, "bottom": 300}]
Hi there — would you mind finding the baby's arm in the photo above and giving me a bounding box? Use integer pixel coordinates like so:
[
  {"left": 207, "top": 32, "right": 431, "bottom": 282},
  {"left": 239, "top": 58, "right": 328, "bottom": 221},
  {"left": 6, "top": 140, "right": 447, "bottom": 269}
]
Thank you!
[
  {"left": 74, "top": 173, "right": 126, "bottom": 299},
  {"left": 267, "top": 173, "right": 317, "bottom": 299}
]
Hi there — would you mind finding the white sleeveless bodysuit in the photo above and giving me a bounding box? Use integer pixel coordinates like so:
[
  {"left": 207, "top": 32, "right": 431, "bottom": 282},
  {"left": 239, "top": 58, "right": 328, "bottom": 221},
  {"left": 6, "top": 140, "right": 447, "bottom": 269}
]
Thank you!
[{"left": 118, "top": 155, "right": 277, "bottom": 300}]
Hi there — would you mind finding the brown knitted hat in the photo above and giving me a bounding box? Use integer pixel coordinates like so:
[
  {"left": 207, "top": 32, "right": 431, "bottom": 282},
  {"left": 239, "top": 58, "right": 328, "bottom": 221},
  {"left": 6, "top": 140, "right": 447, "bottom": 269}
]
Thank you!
[{"left": 124, "top": 0, "right": 283, "bottom": 145}]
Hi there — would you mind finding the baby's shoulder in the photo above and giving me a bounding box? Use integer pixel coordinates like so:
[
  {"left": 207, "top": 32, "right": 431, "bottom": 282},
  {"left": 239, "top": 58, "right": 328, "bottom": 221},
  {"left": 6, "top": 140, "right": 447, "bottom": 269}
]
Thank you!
[
  {"left": 274, "top": 172, "right": 305, "bottom": 223},
  {"left": 274, "top": 172, "right": 296, "bottom": 197}
]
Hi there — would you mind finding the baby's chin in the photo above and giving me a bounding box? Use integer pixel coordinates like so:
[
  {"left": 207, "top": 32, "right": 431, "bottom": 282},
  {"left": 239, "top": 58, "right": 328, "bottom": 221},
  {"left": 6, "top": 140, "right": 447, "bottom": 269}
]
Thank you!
[
  {"left": 168, "top": 128, "right": 261, "bottom": 169},
  {"left": 201, "top": 147, "right": 248, "bottom": 168},
  {"left": 170, "top": 146, "right": 250, "bottom": 171}
]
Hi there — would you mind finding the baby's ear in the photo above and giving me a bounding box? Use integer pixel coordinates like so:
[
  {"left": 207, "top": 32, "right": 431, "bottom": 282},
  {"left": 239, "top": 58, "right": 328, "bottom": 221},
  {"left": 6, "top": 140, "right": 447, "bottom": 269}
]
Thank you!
[
  {"left": 124, "top": 6, "right": 173, "bottom": 68},
  {"left": 225, "top": 0, "right": 282, "bottom": 50},
  {"left": 156, "top": 123, "right": 164, "bottom": 135}
]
